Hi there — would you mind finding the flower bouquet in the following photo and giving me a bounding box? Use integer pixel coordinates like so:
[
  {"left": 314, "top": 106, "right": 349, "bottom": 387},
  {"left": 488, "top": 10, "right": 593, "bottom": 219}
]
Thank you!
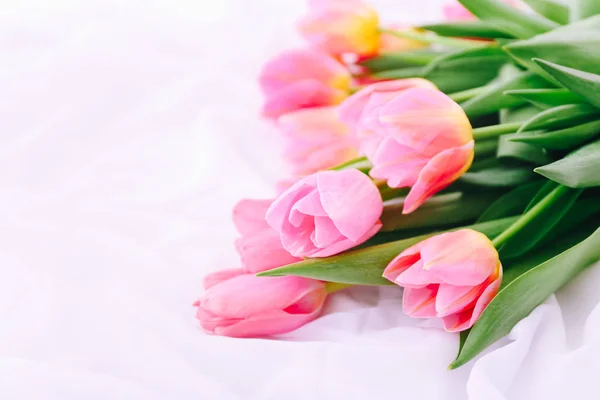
[{"left": 195, "top": 0, "right": 600, "bottom": 369}]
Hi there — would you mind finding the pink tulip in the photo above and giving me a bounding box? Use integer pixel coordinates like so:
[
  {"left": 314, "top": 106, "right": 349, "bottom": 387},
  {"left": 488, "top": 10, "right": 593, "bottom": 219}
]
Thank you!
[
  {"left": 341, "top": 83, "right": 473, "bottom": 214},
  {"left": 278, "top": 106, "right": 359, "bottom": 175},
  {"left": 259, "top": 49, "right": 351, "bottom": 119},
  {"left": 298, "top": 0, "right": 380, "bottom": 59},
  {"left": 195, "top": 273, "right": 327, "bottom": 338},
  {"left": 338, "top": 79, "right": 438, "bottom": 158},
  {"left": 443, "top": 0, "right": 520, "bottom": 21},
  {"left": 233, "top": 199, "right": 301, "bottom": 273},
  {"left": 383, "top": 229, "right": 502, "bottom": 332},
  {"left": 266, "top": 169, "right": 383, "bottom": 258}
]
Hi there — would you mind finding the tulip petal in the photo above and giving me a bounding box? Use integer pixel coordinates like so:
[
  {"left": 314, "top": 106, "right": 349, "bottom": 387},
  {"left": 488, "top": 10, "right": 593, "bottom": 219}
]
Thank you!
[
  {"left": 312, "top": 216, "right": 344, "bottom": 248},
  {"left": 369, "top": 137, "right": 429, "bottom": 188},
  {"left": 200, "top": 275, "right": 324, "bottom": 318},
  {"left": 441, "top": 270, "right": 501, "bottom": 333},
  {"left": 420, "top": 229, "right": 499, "bottom": 286},
  {"left": 232, "top": 199, "right": 273, "bottom": 235},
  {"left": 378, "top": 88, "right": 472, "bottom": 156},
  {"left": 262, "top": 80, "right": 344, "bottom": 119},
  {"left": 403, "top": 285, "right": 439, "bottom": 318},
  {"left": 338, "top": 79, "right": 437, "bottom": 127},
  {"left": 259, "top": 49, "right": 348, "bottom": 94},
  {"left": 235, "top": 229, "right": 300, "bottom": 273},
  {"left": 435, "top": 282, "right": 487, "bottom": 318},
  {"left": 266, "top": 180, "right": 317, "bottom": 231},
  {"left": 213, "top": 307, "right": 322, "bottom": 338},
  {"left": 203, "top": 268, "right": 246, "bottom": 290},
  {"left": 292, "top": 188, "right": 328, "bottom": 217},
  {"left": 382, "top": 242, "right": 423, "bottom": 282},
  {"left": 403, "top": 141, "right": 474, "bottom": 214},
  {"left": 394, "top": 259, "right": 444, "bottom": 288},
  {"left": 316, "top": 169, "right": 383, "bottom": 242}
]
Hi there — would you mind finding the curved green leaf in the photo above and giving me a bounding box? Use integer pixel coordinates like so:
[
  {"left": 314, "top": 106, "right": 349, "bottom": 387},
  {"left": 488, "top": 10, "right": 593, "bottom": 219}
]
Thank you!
[
  {"left": 498, "top": 186, "right": 583, "bottom": 258},
  {"left": 534, "top": 59, "right": 600, "bottom": 109},
  {"left": 571, "top": 0, "right": 600, "bottom": 21},
  {"left": 477, "top": 181, "right": 546, "bottom": 222},
  {"left": 358, "top": 50, "right": 443, "bottom": 72},
  {"left": 521, "top": 0, "right": 569, "bottom": 24},
  {"left": 510, "top": 119, "right": 600, "bottom": 150},
  {"left": 381, "top": 192, "right": 499, "bottom": 232},
  {"left": 460, "top": 166, "right": 538, "bottom": 187},
  {"left": 421, "top": 21, "right": 513, "bottom": 39},
  {"left": 498, "top": 133, "right": 552, "bottom": 164},
  {"left": 451, "top": 225, "right": 600, "bottom": 369},
  {"left": 535, "top": 138, "right": 600, "bottom": 187},
  {"left": 457, "top": 0, "right": 558, "bottom": 38},
  {"left": 258, "top": 217, "right": 519, "bottom": 285},
  {"left": 423, "top": 46, "right": 509, "bottom": 93},
  {"left": 504, "top": 88, "right": 586, "bottom": 109},
  {"left": 505, "top": 16, "right": 600, "bottom": 78},
  {"left": 371, "top": 67, "right": 424, "bottom": 80},
  {"left": 517, "top": 103, "right": 598, "bottom": 133},
  {"left": 461, "top": 71, "right": 552, "bottom": 118}
]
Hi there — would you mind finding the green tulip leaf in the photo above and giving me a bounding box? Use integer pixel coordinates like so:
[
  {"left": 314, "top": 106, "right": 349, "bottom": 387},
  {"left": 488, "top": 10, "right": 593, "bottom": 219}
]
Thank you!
[
  {"left": 423, "top": 46, "right": 509, "bottom": 93},
  {"left": 461, "top": 71, "right": 553, "bottom": 118},
  {"left": 451, "top": 225, "right": 600, "bottom": 369},
  {"left": 504, "top": 88, "right": 586, "bottom": 109},
  {"left": 505, "top": 16, "right": 600, "bottom": 79},
  {"left": 421, "top": 21, "right": 514, "bottom": 39},
  {"left": 571, "top": 0, "right": 600, "bottom": 21},
  {"left": 477, "top": 181, "right": 546, "bottom": 222},
  {"left": 524, "top": 180, "right": 557, "bottom": 212},
  {"left": 517, "top": 103, "right": 599, "bottom": 133},
  {"left": 370, "top": 67, "right": 424, "bottom": 80},
  {"left": 358, "top": 50, "right": 443, "bottom": 73},
  {"left": 457, "top": 0, "right": 558, "bottom": 38},
  {"left": 510, "top": 119, "right": 600, "bottom": 150},
  {"left": 535, "top": 138, "right": 600, "bottom": 187},
  {"left": 459, "top": 165, "right": 538, "bottom": 187},
  {"left": 533, "top": 59, "right": 600, "bottom": 109},
  {"left": 500, "top": 105, "right": 542, "bottom": 124},
  {"left": 497, "top": 133, "right": 552, "bottom": 165},
  {"left": 258, "top": 217, "right": 519, "bottom": 285},
  {"left": 381, "top": 192, "right": 499, "bottom": 232},
  {"left": 497, "top": 186, "right": 583, "bottom": 258},
  {"left": 521, "top": 0, "right": 569, "bottom": 24}
]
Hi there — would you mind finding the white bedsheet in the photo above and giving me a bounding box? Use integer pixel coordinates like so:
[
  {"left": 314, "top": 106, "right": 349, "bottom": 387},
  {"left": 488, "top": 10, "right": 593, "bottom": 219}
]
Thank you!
[{"left": 1, "top": 0, "right": 599, "bottom": 398}]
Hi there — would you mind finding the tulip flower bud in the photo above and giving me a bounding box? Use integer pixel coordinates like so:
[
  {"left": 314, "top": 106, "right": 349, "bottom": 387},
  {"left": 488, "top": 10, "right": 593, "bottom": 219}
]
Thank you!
[
  {"left": 259, "top": 49, "right": 351, "bottom": 119},
  {"left": 266, "top": 169, "right": 383, "bottom": 258},
  {"left": 383, "top": 229, "right": 502, "bottom": 332},
  {"left": 233, "top": 199, "right": 301, "bottom": 273},
  {"left": 278, "top": 106, "right": 359, "bottom": 175},
  {"left": 298, "top": 0, "right": 380, "bottom": 59},
  {"left": 195, "top": 273, "right": 326, "bottom": 337},
  {"left": 340, "top": 81, "right": 474, "bottom": 214}
]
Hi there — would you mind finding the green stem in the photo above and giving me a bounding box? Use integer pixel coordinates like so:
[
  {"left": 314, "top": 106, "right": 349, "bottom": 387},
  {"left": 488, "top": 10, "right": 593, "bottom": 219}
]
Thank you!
[
  {"left": 492, "top": 185, "right": 571, "bottom": 248},
  {"left": 380, "top": 28, "right": 483, "bottom": 49},
  {"left": 371, "top": 66, "right": 425, "bottom": 80},
  {"left": 325, "top": 282, "right": 353, "bottom": 293},
  {"left": 449, "top": 86, "right": 487, "bottom": 103},
  {"left": 474, "top": 138, "right": 499, "bottom": 157},
  {"left": 331, "top": 156, "right": 370, "bottom": 171},
  {"left": 473, "top": 122, "right": 521, "bottom": 140}
]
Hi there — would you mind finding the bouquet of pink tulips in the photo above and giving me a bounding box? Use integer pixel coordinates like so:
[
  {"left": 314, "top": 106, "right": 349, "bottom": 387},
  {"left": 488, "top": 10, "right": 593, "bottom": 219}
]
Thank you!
[{"left": 195, "top": 0, "right": 600, "bottom": 369}]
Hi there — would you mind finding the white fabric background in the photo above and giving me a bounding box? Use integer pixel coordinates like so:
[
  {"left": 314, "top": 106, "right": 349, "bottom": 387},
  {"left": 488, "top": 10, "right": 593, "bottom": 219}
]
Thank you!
[{"left": 1, "top": 0, "right": 599, "bottom": 399}]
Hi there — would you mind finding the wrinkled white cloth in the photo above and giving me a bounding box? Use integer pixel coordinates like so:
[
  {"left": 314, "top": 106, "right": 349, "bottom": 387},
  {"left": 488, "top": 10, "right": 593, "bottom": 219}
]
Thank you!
[{"left": 1, "top": 0, "right": 599, "bottom": 399}]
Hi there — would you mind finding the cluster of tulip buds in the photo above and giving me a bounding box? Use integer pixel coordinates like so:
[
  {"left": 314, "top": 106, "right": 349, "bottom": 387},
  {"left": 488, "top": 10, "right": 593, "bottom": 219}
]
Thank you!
[{"left": 195, "top": 0, "right": 600, "bottom": 369}]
